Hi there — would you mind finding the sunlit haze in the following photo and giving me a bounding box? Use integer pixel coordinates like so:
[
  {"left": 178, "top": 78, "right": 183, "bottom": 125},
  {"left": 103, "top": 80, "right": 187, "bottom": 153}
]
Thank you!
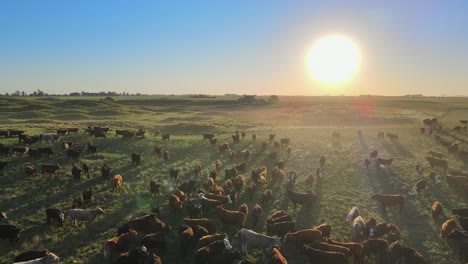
[{"left": 1, "top": 1, "right": 467, "bottom": 96}]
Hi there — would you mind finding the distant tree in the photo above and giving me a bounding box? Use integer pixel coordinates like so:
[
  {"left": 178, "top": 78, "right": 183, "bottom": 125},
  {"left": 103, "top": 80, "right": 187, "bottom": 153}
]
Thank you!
[
  {"left": 104, "top": 96, "right": 114, "bottom": 102},
  {"left": 21, "top": 91, "right": 26, "bottom": 96},
  {"left": 269, "top": 95, "right": 279, "bottom": 102}
]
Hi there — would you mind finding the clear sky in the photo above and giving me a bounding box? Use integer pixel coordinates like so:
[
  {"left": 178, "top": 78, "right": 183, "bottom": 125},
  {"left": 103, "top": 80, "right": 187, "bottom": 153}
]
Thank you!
[{"left": 1, "top": 0, "right": 467, "bottom": 96}]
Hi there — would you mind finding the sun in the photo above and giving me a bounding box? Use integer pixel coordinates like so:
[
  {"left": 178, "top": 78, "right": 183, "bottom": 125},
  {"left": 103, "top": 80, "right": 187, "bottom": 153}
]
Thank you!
[{"left": 307, "top": 34, "right": 361, "bottom": 85}]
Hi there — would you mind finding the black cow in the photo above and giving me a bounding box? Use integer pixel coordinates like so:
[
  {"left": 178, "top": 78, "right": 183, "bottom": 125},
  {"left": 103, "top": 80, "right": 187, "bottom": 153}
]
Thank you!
[
  {"left": 45, "top": 208, "right": 65, "bottom": 226},
  {"left": 72, "top": 165, "right": 83, "bottom": 182},
  {"left": 101, "top": 163, "right": 111, "bottom": 178},
  {"left": 131, "top": 152, "right": 141, "bottom": 165},
  {"left": 0, "top": 224, "right": 21, "bottom": 244},
  {"left": 0, "top": 146, "right": 9, "bottom": 156},
  {"left": 14, "top": 250, "right": 50, "bottom": 262},
  {"left": 83, "top": 187, "right": 93, "bottom": 205},
  {"left": 87, "top": 143, "right": 98, "bottom": 155},
  {"left": 0, "top": 161, "right": 7, "bottom": 175},
  {"left": 38, "top": 147, "right": 54, "bottom": 157},
  {"left": 170, "top": 168, "right": 180, "bottom": 181},
  {"left": 83, "top": 163, "right": 90, "bottom": 176},
  {"left": 67, "top": 149, "right": 80, "bottom": 160}
]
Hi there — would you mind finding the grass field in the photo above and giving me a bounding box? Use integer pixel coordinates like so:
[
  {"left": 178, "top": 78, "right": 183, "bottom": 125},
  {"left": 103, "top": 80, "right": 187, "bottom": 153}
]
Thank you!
[{"left": 0, "top": 95, "right": 467, "bottom": 264}]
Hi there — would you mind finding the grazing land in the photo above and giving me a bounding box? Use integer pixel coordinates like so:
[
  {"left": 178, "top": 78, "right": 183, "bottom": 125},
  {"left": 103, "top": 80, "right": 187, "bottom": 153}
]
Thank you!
[{"left": 0, "top": 95, "right": 467, "bottom": 264}]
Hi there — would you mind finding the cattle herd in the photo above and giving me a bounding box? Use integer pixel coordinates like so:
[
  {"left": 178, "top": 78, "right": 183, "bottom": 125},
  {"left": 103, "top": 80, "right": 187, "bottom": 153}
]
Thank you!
[{"left": 0, "top": 117, "right": 468, "bottom": 264}]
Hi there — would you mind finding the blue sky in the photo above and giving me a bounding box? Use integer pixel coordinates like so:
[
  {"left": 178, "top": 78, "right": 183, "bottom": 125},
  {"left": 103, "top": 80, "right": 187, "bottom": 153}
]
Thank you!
[{"left": 1, "top": 1, "right": 467, "bottom": 96}]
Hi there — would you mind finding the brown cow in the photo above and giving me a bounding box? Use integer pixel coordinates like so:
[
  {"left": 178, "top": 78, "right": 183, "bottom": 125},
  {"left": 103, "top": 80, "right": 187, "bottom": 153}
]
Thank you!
[
  {"left": 103, "top": 229, "right": 140, "bottom": 263},
  {"left": 251, "top": 204, "right": 262, "bottom": 228},
  {"left": 431, "top": 201, "right": 443, "bottom": 219},
  {"left": 40, "top": 164, "right": 60, "bottom": 176},
  {"left": 270, "top": 245, "right": 288, "bottom": 264},
  {"left": 440, "top": 219, "right": 458, "bottom": 239},
  {"left": 426, "top": 156, "right": 448, "bottom": 172},
  {"left": 25, "top": 166, "right": 36, "bottom": 177},
  {"left": 111, "top": 174, "right": 123, "bottom": 192},
  {"left": 215, "top": 205, "right": 246, "bottom": 230},
  {"left": 371, "top": 193, "right": 404, "bottom": 213},
  {"left": 283, "top": 229, "right": 322, "bottom": 247}
]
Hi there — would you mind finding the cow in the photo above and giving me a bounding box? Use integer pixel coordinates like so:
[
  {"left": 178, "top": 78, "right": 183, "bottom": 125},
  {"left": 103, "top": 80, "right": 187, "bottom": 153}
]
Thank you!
[
  {"left": 364, "top": 159, "right": 371, "bottom": 169},
  {"left": 101, "top": 163, "right": 111, "bottom": 178},
  {"left": 0, "top": 145, "right": 10, "bottom": 156},
  {"left": 327, "top": 238, "right": 363, "bottom": 263},
  {"left": 203, "top": 133, "right": 215, "bottom": 141},
  {"left": 41, "top": 164, "right": 60, "bottom": 176},
  {"left": 67, "top": 208, "right": 105, "bottom": 228},
  {"left": 216, "top": 205, "right": 246, "bottom": 231},
  {"left": 431, "top": 201, "right": 443, "bottom": 219},
  {"left": 225, "top": 167, "right": 237, "bottom": 179},
  {"left": 319, "top": 155, "right": 326, "bottom": 168},
  {"left": 67, "top": 128, "right": 79, "bottom": 134},
  {"left": 184, "top": 218, "right": 217, "bottom": 234},
  {"left": 198, "top": 195, "right": 225, "bottom": 216},
  {"left": 238, "top": 203, "right": 248, "bottom": 217},
  {"left": 315, "top": 168, "right": 323, "bottom": 179},
  {"left": 131, "top": 152, "right": 141, "bottom": 165},
  {"left": 117, "top": 213, "right": 170, "bottom": 236},
  {"left": 0, "top": 161, "right": 8, "bottom": 175},
  {"left": 170, "top": 168, "right": 179, "bottom": 181},
  {"left": 169, "top": 194, "right": 183, "bottom": 215},
  {"left": 114, "top": 246, "right": 161, "bottom": 264},
  {"left": 163, "top": 150, "right": 170, "bottom": 161},
  {"left": 310, "top": 242, "right": 352, "bottom": 258},
  {"left": 83, "top": 187, "right": 93, "bottom": 205},
  {"left": 179, "top": 225, "right": 194, "bottom": 256},
  {"left": 286, "top": 189, "right": 316, "bottom": 211},
  {"left": 362, "top": 238, "right": 389, "bottom": 261},
  {"left": 12, "top": 146, "right": 29, "bottom": 156},
  {"left": 240, "top": 228, "right": 281, "bottom": 256},
  {"left": 135, "top": 129, "right": 146, "bottom": 138},
  {"left": 426, "top": 156, "right": 448, "bottom": 172},
  {"left": 387, "top": 223, "right": 401, "bottom": 243},
  {"left": 24, "top": 166, "right": 36, "bottom": 177},
  {"left": 40, "top": 134, "right": 60, "bottom": 144},
  {"left": 283, "top": 229, "right": 322, "bottom": 247},
  {"left": 72, "top": 197, "right": 83, "bottom": 209},
  {"left": 154, "top": 146, "right": 163, "bottom": 158},
  {"left": 413, "top": 179, "right": 428, "bottom": 195},
  {"left": 301, "top": 245, "right": 347, "bottom": 264},
  {"left": 13, "top": 252, "right": 60, "bottom": 264},
  {"left": 79, "top": 163, "right": 89, "bottom": 177},
  {"left": 420, "top": 127, "right": 426, "bottom": 134},
  {"left": 377, "top": 157, "right": 393, "bottom": 168},
  {"left": 13, "top": 250, "right": 53, "bottom": 262},
  {"left": 66, "top": 149, "right": 80, "bottom": 160},
  {"left": 452, "top": 208, "right": 468, "bottom": 217},
  {"left": 371, "top": 193, "right": 405, "bottom": 213},
  {"left": 161, "top": 134, "right": 170, "bottom": 140},
  {"left": 235, "top": 162, "right": 246, "bottom": 173},
  {"left": 218, "top": 143, "right": 230, "bottom": 152},
  {"left": 270, "top": 246, "right": 287, "bottom": 264},
  {"left": 150, "top": 181, "right": 161, "bottom": 196},
  {"left": 111, "top": 174, "right": 123, "bottom": 192},
  {"left": 316, "top": 223, "right": 332, "bottom": 238},
  {"left": 141, "top": 228, "right": 171, "bottom": 252},
  {"left": 267, "top": 221, "right": 295, "bottom": 237},
  {"left": 194, "top": 238, "right": 233, "bottom": 264},
  {"left": 232, "top": 134, "right": 240, "bottom": 143},
  {"left": 260, "top": 189, "right": 272, "bottom": 207},
  {"left": 346, "top": 207, "right": 360, "bottom": 225},
  {"left": 87, "top": 143, "right": 98, "bottom": 155},
  {"left": 103, "top": 229, "right": 140, "bottom": 263},
  {"left": 250, "top": 204, "right": 263, "bottom": 228},
  {"left": 0, "top": 224, "right": 21, "bottom": 244},
  {"left": 352, "top": 216, "right": 365, "bottom": 242},
  {"left": 45, "top": 208, "right": 65, "bottom": 227},
  {"left": 266, "top": 214, "right": 292, "bottom": 226},
  {"left": 71, "top": 165, "right": 83, "bottom": 182},
  {"left": 37, "top": 147, "right": 53, "bottom": 157},
  {"left": 440, "top": 219, "right": 458, "bottom": 239},
  {"left": 403, "top": 245, "right": 427, "bottom": 264},
  {"left": 280, "top": 138, "right": 290, "bottom": 147}
]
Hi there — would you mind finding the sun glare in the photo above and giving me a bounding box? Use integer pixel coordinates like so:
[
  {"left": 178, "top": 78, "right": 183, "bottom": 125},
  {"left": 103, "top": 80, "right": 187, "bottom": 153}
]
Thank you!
[{"left": 307, "top": 34, "right": 361, "bottom": 85}]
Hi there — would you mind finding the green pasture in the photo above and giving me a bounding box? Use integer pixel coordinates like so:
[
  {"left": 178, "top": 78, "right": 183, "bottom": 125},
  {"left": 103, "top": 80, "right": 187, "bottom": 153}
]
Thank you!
[{"left": 0, "top": 95, "right": 467, "bottom": 263}]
